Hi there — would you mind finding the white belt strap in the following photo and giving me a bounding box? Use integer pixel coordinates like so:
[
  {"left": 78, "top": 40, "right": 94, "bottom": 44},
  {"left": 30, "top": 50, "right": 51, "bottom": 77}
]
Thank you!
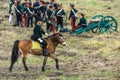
[
  {"left": 15, "top": 6, "right": 21, "bottom": 14},
  {"left": 56, "top": 9, "right": 63, "bottom": 15},
  {"left": 72, "top": 9, "right": 78, "bottom": 18},
  {"left": 27, "top": 8, "right": 33, "bottom": 14}
]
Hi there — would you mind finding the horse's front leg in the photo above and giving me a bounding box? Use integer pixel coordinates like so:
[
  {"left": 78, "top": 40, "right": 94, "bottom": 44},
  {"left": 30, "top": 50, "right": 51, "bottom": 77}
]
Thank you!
[
  {"left": 55, "top": 58, "right": 59, "bottom": 70},
  {"left": 22, "top": 53, "right": 28, "bottom": 71},
  {"left": 49, "top": 54, "right": 59, "bottom": 70},
  {"left": 41, "top": 57, "right": 48, "bottom": 72}
]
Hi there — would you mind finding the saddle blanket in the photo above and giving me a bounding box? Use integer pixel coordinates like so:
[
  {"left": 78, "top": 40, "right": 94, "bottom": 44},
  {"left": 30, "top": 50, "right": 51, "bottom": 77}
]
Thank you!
[{"left": 32, "top": 41, "right": 49, "bottom": 49}]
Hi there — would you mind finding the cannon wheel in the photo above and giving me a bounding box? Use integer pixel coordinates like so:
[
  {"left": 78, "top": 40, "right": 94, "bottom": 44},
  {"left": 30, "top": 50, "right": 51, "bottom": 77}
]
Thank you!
[
  {"left": 92, "top": 14, "right": 104, "bottom": 19},
  {"left": 98, "top": 16, "right": 118, "bottom": 34},
  {"left": 91, "top": 15, "right": 104, "bottom": 33}
]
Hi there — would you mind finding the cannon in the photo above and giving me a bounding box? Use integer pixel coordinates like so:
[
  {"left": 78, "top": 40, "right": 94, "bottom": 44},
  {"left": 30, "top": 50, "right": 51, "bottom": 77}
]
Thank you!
[{"left": 71, "top": 14, "right": 118, "bottom": 34}]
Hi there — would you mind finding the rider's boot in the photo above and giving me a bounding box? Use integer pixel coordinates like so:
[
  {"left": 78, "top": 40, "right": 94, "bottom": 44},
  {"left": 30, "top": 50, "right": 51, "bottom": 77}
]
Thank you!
[{"left": 43, "top": 48, "right": 49, "bottom": 56}]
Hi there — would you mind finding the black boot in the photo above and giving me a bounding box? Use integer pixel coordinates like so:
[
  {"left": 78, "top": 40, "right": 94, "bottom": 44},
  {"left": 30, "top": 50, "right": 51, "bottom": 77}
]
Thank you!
[{"left": 43, "top": 49, "right": 48, "bottom": 56}]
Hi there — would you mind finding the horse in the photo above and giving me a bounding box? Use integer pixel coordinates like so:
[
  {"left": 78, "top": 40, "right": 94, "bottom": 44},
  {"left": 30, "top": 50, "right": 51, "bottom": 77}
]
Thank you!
[{"left": 9, "top": 33, "right": 66, "bottom": 71}]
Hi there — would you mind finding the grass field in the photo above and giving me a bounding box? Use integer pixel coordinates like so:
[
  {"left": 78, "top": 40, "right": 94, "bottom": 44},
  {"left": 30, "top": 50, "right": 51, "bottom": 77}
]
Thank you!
[{"left": 0, "top": 0, "right": 120, "bottom": 80}]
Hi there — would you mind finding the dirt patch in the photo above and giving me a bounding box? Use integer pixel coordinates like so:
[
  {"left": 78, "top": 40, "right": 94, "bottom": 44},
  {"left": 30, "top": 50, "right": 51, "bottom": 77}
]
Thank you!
[{"left": 62, "top": 54, "right": 120, "bottom": 79}]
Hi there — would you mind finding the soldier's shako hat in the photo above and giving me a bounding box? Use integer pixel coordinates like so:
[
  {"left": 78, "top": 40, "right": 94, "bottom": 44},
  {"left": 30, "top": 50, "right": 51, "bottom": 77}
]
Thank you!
[
  {"left": 70, "top": 3, "right": 74, "bottom": 7},
  {"left": 49, "top": 3, "right": 53, "bottom": 8}
]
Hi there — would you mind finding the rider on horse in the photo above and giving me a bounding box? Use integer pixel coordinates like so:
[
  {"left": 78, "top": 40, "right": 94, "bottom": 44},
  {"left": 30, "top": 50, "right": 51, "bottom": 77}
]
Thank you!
[{"left": 31, "top": 17, "right": 49, "bottom": 56}]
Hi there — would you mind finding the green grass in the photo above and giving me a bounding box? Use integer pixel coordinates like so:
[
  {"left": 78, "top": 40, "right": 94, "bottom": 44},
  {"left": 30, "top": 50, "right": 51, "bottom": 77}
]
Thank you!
[
  {"left": 0, "top": 60, "right": 2, "bottom": 64},
  {"left": 56, "top": 75, "right": 79, "bottom": 80},
  {"left": 26, "top": 56, "right": 43, "bottom": 64},
  {"left": 91, "top": 1, "right": 98, "bottom": 6}
]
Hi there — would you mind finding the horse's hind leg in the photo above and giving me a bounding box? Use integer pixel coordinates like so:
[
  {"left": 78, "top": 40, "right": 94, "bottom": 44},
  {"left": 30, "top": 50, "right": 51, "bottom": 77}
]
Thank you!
[
  {"left": 9, "top": 59, "right": 16, "bottom": 71},
  {"left": 49, "top": 54, "right": 59, "bottom": 70},
  {"left": 22, "top": 53, "right": 28, "bottom": 71},
  {"left": 9, "top": 53, "right": 21, "bottom": 71},
  {"left": 41, "top": 57, "right": 48, "bottom": 72}
]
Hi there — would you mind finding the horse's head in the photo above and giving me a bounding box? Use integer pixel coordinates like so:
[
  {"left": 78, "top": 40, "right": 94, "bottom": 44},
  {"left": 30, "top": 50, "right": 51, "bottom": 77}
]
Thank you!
[{"left": 50, "top": 33, "right": 66, "bottom": 46}]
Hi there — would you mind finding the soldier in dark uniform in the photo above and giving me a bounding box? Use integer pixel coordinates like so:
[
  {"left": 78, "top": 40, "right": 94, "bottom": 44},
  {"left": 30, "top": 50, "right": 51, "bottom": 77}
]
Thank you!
[
  {"left": 15, "top": 0, "right": 22, "bottom": 27},
  {"left": 46, "top": 3, "right": 54, "bottom": 33},
  {"left": 34, "top": 1, "right": 46, "bottom": 25},
  {"left": 69, "top": 3, "right": 78, "bottom": 32},
  {"left": 76, "top": 13, "right": 87, "bottom": 30},
  {"left": 26, "top": 2, "right": 34, "bottom": 27},
  {"left": 19, "top": 0, "right": 27, "bottom": 13},
  {"left": 31, "top": 17, "right": 49, "bottom": 56},
  {"left": 33, "top": 0, "right": 40, "bottom": 25},
  {"left": 33, "top": 0, "right": 40, "bottom": 13},
  {"left": 37, "top": 1, "right": 47, "bottom": 19},
  {"left": 55, "top": 3, "right": 65, "bottom": 31}
]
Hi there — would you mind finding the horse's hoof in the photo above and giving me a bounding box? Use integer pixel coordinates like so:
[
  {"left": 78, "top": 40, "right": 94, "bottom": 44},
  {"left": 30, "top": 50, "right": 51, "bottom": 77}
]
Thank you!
[
  {"left": 25, "top": 68, "right": 29, "bottom": 71},
  {"left": 9, "top": 68, "right": 12, "bottom": 72},
  {"left": 9, "top": 69, "right": 12, "bottom": 72},
  {"left": 41, "top": 68, "right": 45, "bottom": 72},
  {"left": 42, "top": 69, "right": 45, "bottom": 72},
  {"left": 56, "top": 66, "right": 59, "bottom": 70}
]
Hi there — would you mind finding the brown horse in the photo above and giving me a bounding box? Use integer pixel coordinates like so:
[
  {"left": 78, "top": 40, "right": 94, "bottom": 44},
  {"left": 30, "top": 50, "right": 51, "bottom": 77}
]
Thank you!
[{"left": 9, "top": 33, "right": 66, "bottom": 71}]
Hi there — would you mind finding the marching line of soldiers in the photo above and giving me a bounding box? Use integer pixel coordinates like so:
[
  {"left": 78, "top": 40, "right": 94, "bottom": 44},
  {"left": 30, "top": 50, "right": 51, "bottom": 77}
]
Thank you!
[{"left": 9, "top": 0, "right": 87, "bottom": 33}]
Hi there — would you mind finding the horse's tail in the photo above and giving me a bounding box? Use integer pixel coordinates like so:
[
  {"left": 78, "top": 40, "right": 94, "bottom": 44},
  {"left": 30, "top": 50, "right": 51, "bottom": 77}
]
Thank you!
[{"left": 11, "top": 40, "right": 20, "bottom": 63}]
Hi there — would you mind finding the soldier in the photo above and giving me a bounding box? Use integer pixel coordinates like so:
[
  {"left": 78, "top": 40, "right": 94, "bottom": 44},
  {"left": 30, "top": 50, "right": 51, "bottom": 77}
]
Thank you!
[
  {"left": 34, "top": 1, "right": 45, "bottom": 25},
  {"left": 69, "top": 3, "right": 78, "bottom": 32},
  {"left": 76, "top": 13, "right": 87, "bottom": 30},
  {"left": 26, "top": 2, "right": 34, "bottom": 27},
  {"left": 31, "top": 17, "right": 49, "bottom": 56},
  {"left": 46, "top": 4, "right": 56, "bottom": 33},
  {"left": 33, "top": 0, "right": 40, "bottom": 13},
  {"left": 33, "top": 0, "right": 40, "bottom": 25},
  {"left": 55, "top": 3, "right": 66, "bottom": 31},
  {"left": 19, "top": 0, "right": 27, "bottom": 12},
  {"left": 37, "top": 1, "right": 47, "bottom": 19},
  {"left": 9, "top": 0, "right": 15, "bottom": 13},
  {"left": 10, "top": 1, "right": 17, "bottom": 26},
  {"left": 46, "top": 3, "right": 55, "bottom": 34},
  {"left": 15, "top": 0, "right": 22, "bottom": 27}
]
